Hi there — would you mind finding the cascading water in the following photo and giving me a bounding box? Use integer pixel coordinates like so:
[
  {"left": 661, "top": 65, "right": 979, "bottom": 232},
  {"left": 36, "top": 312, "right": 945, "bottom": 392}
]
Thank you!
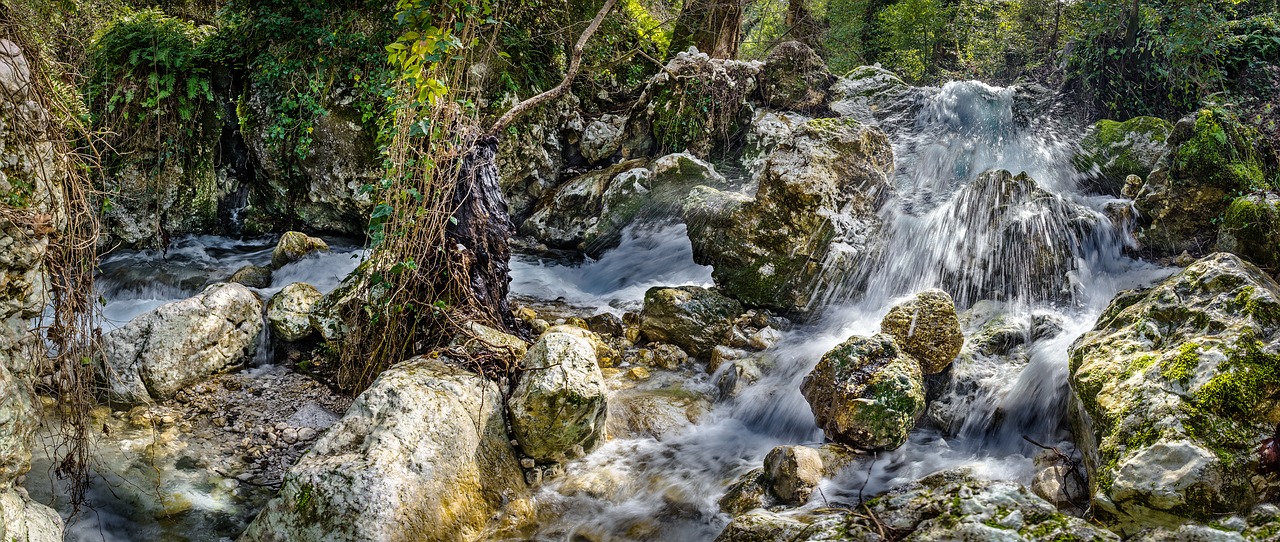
[{"left": 517, "top": 81, "right": 1174, "bottom": 540}]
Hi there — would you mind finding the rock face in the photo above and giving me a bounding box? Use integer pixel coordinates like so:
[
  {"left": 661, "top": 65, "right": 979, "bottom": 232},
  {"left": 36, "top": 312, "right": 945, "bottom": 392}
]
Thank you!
[
  {"left": 1070, "top": 253, "right": 1280, "bottom": 532},
  {"left": 1076, "top": 116, "right": 1173, "bottom": 196},
  {"left": 0, "top": 38, "right": 65, "bottom": 542},
  {"left": 271, "top": 231, "right": 329, "bottom": 268},
  {"left": 101, "top": 283, "right": 264, "bottom": 404},
  {"left": 1135, "top": 109, "right": 1269, "bottom": 256},
  {"left": 580, "top": 114, "right": 626, "bottom": 164},
  {"left": 880, "top": 289, "right": 964, "bottom": 374},
  {"left": 240, "top": 356, "right": 528, "bottom": 542},
  {"left": 682, "top": 117, "right": 895, "bottom": 315},
  {"left": 758, "top": 41, "right": 834, "bottom": 112},
  {"left": 267, "top": 283, "right": 322, "bottom": 342},
  {"left": 621, "top": 49, "right": 758, "bottom": 158},
  {"left": 242, "top": 81, "right": 377, "bottom": 234},
  {"left": 800, "top": 333, "right": 925, "bottom": 450},
  {"left": 716, "top": 470, "right": 1118, "bottom": 541},
  {"left": 639, "top": 286, "right": 743, "bottom": 358},
  {"left": 763, "top": 445, "right": 823, "bottom": 505},
  {"left": 508, "top": 332, "right": 609, "bottom": 463},
  {"left": 1217, "top": 192, "right": 1280, "bottom": 273},
  {"left": 498, "top": 94, "right": 581, "bottom": 222}
]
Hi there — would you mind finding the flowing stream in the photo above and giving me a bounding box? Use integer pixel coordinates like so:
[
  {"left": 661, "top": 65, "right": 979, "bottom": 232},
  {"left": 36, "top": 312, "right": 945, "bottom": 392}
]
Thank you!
[{"left": 32, "top": 81, "right": 1179, "bottom": 541}]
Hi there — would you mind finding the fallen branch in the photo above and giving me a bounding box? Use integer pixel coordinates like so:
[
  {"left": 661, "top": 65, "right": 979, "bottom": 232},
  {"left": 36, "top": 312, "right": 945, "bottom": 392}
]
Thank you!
[{"left": 487, "top": 0, "right": 619, "bottom": 136}]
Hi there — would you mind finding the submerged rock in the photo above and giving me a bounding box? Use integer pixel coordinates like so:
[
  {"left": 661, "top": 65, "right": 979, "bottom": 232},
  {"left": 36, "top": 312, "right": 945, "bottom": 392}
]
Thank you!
[
  {"left": 763, "top": 445, "right": 823, "bottom": 505},
  {"left": 271, "top": 231, "right": 329, "bottom": 269},
  {"left": 716, "top": 470, "right": 1118, "bottom": 541},
  {"left": 758, "top": 41, "right": 834, "bottom": 112},
  {"left": 267, "top": 282, "right": 322, "bottom": 342},
  {"left": 240, "top": 356, "right": 528, "bottom": 542},
  {"left": 879, "top": 289, "right": 964, "bottom": 374},
  {"left": 100, "top": 283, "right": 263, "bottom": 404},
  {"left": 509, "top": 332, "right": 608, "bottom": 463},
  {"left": 1070, "top": 253, "right": 1280, "bottom": 532},
  {"left": 1134, "top": 109, "right": 1270, "bottom": 256},
  {"left": 682, "top": 117, "right": 894, "bottom": 315},
  {"left": 228, "top": 264, "right": 273, "bottom": 289},
  {"left": 800, "top": 333, "right": 925, "bottom": 450},
  {"left": 606, "top": 387, "right": 710, "bottom": 440},
  {"left": 1075, "top": 116, "right": 1172, "bottom": 196},
  {"left": 639, "top": 286, "right": 743, "bottom": 358}
]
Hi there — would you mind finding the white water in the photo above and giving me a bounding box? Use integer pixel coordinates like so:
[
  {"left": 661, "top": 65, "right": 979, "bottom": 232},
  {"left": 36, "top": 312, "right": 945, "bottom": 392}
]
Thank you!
[{"left": 518, "top": 81, "right": 1175, "bottom": 540}]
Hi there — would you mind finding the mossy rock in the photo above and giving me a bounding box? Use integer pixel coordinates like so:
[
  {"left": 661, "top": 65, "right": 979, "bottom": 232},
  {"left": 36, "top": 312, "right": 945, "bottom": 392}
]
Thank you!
[
  {"left": 1218, "top": 192, "right": 1280, "bottom": 273},
  {"left": 1075, "top": 116, "right": 1172, "bottom": 196},
  {"left": 880, "top": 289, "right": 964, "bottom": 374},
  {"left": 758, "top": 41, "right": 834, "bottom": 112},
  {"left": 639, "top": 286, "right": 743, "bottom": 358},
  {"left": 1135, "top": 109, "right": 1273, "bottom": 256},
  {"left": 1069, "top": 253, "right": 1280, "bottom": 534},
  {"left": 799, "top": 333, "right": 925, "bottom": 450}
]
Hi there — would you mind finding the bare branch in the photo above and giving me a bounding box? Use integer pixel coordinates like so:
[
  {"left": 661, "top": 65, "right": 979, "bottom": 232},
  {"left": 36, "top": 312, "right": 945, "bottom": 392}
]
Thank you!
[{"left": 487, "top": 0, "right": 619, "bottom": 136}]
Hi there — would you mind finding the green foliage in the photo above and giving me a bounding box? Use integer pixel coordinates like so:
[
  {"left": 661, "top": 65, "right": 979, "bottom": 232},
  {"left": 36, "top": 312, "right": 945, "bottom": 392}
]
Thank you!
[
  {"left": 87, "top": 8, "right": 216, "bottom": 163},
  {"left": 1068, "top": 0, "right": 1270, "bottom": 118},
  {"left": 222, "top": 0, "right": 397, "bottom": 163}
]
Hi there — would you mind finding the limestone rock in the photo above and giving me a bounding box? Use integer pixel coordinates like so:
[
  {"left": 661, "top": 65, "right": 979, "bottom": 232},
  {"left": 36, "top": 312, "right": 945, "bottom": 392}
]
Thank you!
[
  {"left": 827, "top": 65, "right": 915, "bottom": 130},
  {"left": 640, "top": 286, "right": 743, "bottom": 357},
  {"left": 498, "top": 93, "right": 581, "bottom": 222},
  {"left": 682, "top": 117, "right": 894, "bottom": 315},
  {"left": 580, "top": 114, "right": 626, "bottom": 164},
  {"left": 763, "top": 445, "right": 823, "bottom": 505},
  {"left": 621, "top": 49, "right": 758, "bottom": 159},
  {"left": 879, "top": 289, "right": 963, "bottom": 374},
  {"left": 0, "top": 488, "right": 63, "bottom": 542},
  {"left": 267, "top": 283, "right": 322, "bottom": 342},
  {"left": 271, "top": 231, "right": 329, "bottom": 268},
  {"left": 1135, "top": 109, "right": 1269, "bottom": 256},
  {"left": 1217, "top": 192, "right": 1280, "bottom": 273},
  {"left": 1070, "top": 253, "right": 1280, "bottom": 532},
  {"left": 606, "top": 387, "right": 710, "bottom": 440},
  {"left": 715, "top": 470, "right": 1119, "bottom": 541},
  {"left": 1075, "top": 116, "right": 1172, "bottom": 196},
  {"left": 758, "top": 41, "right": 834, "bottom": 112},
  {"left": 800, "top": 333, "right": 925, "bottom": 450},
  {"left": 718, "top": 468, "right": 773, "bottom": 516},
  {"left": 101, "top": 283, "right": 262, "bottom": 404},
  {"left": 509, "top": 332, "right": 608, "bottom": 462},
  {"left": 239, "top": 356, "right": 527, "bottom": 542}
]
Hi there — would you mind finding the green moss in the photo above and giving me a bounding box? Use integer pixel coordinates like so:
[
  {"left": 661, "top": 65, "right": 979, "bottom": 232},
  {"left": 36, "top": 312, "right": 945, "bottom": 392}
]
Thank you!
[
  {"left": 1193, "top": 336, "right": 1280, "bottom": 419},
  {"left": 1220, "top": 195, "right": 1280, "bottom": 272},
  {"left": 1160, "top": 343, "right": 1201, "bottom": 384},
  {"left": 1077, "top": 116, "right": 1173, "bottom": 182},
  {"left": 1172, "top": 109, "right": 1269, "bottom": 192}
]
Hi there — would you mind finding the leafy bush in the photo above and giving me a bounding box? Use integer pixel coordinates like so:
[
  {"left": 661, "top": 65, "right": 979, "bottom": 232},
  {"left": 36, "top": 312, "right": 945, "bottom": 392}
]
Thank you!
[{"left": 87, "top": 8, "right": 217, "bottom": 162}]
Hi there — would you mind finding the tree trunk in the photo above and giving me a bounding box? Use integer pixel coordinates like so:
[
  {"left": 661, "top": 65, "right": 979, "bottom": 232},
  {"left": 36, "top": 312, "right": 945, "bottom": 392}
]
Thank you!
[
  {"left": 670, "top": 0, "right": 744, "bottom": 59},
  {"left": 447, "top": 135, "right": 514, "bottom": 328}
]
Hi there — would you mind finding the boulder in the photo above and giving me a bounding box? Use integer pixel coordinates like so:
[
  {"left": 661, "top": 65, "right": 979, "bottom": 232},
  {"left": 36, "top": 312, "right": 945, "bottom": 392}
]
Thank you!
[
  {"left": 763, "top": 445, "right": 823, "bottom": 505},
  {"left": 267, "top": 282, "right": 322, "bottom": 342},
  {"left": 800, "top": 333, "right": 925, "bottom": 450},
  {"left": 620, "top": 49, "right": 758, "bottom": 158},
  {"left": 0, "top": 38, "right": 65, "bottom": 541},
  {"left": 1134, "top": 109, "right": 1270, "bottom": 256},
  {"left": 1217, "top": 192, "right": 1280, "bottom": 273},
  {"left": 716, "top": 470, "right": 1118, "bottom": 541},
  {"left": 606, "top": 387, "right": 710, "bottom": 439},
  {"left": 451, "top": 321, "right": 529, "bottom": 366},
  {"left": 640, "top": 286, "right": 743, "bottom": 357},
  {"left": 826, "top": 65, "right": 915, "bottom": 131},
  {"left": 879, "top": 289, "right": 964, "bottom": 374},
  {"left": 271, "top": 231, "right": 329, "bottom": 269},
  {"left": 100, "top": 283, "right": 262, "bottom": 404},
  {"left": 239, "top": 356, "right": 528, "bottom": 542},
  {"left": 542, "top": 324, "right": 619, "bottom": 368},
  {"left": 228, "top": 264, "right": 273, "bottom": 288},
  {"left": 682, "top": 117, "right": 894, "bottom": 315},
  {"left": 1070, "top": 253, "right": 1280, "bottom": 532},
  {"left": 1075, "top": 116, "right": 1173, "bottom": 196},
  {"left": 718, "top": 469, "right": 773, "bottom": 516},
  {"left": 758, "top": 41, "right": 834, "bottom": 112},
  {"left": 509, "top": 332, "right": 608, "bottom": 462}
]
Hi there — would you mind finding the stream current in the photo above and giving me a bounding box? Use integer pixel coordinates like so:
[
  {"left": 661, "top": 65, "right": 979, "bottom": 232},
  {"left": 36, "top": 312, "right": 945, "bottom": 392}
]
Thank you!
[{"left": 31, "top": 80, "right": 1175, "bottom": 541}]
